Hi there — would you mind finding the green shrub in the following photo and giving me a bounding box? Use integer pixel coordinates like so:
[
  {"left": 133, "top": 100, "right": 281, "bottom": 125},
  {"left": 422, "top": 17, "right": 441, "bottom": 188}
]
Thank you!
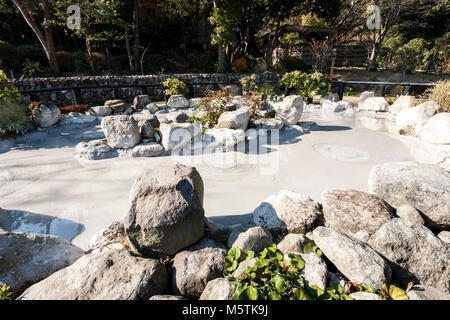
[
  {"left": 225, "top": 244, "right": 354, "bottom": 300},
  {"left": 274, "top": 57, "right": 309, "bottom": 73},
  {"left": 163, "top": 78, "right": 188, "bottom": 97},
  {"left": 16, "top": 45, "right": 46, "bottom": 64},
  {"left": 427, "top": 80, "right": 450, "bottom": 112},
  {"left": 0, "top": 41, "right": 18, "bottom": 67},
  {"left": 240, "top": 74, "right": 257, "bottom": 96},
  {"left": 279, "top": 70, "right": 329, "bottom": 99},
  {"left": 187, "top": 90, "right": 232, "bottom": 128},
  {"left": 22, "top": 59, "right": 44, "bottom": 77},
  {"left": 0, "top": 70, "right": 20, "bottom": 102},
  {"left": 0, "top": 285, "right": 13, "bottom": 301}
]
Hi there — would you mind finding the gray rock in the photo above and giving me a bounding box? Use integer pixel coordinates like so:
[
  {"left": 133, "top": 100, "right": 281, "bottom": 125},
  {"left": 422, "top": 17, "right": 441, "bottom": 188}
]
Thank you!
[
  {"left": 172, "top": 238, "right": 227, "bottom": 299},
  {"left": 353, "top": 230, "right": 371, "bottom": 243},
  {"left": 132, "top": 114, "right": 160, "bottom": 128},
  {"left": 324, "top": 93, "right": 340, "bottom": 102},
  {"left": 297, "top": 253, "right": 328, "bottom": 290},
  {"left": 0, "top": 137, "right": 15, "bottom": 154},
  {"left": 204, "top": 218, "right": 235, "bottom": 245},
  {"left": 368, "top": 162, "right": 450, "bottom": 230},
  {"left": 167, "top": 95, "right": 190, "bottom": 109},
  {"left": 0, "top": 232, "right": 84, "bottom": 298},
  {"left": 368, "top": 219, "right": 450, "bottom": 293},
  {"left": 395, "top": 101, "right": 440, "bottom": 136},
  {"left": 407, "top": 285, "right": 450, "bottom": 300},
  {"left": 199, "top": 278, "right": 236, "bottom": 300},
  {"left": 133, "top": 95, "right": 152, "bottom": 110},
  {"left": 389, "top": 96, "right": 416, "bottom": 114},
  {"left": 32, "top": 104, "right": 61, "bottom": 128},
  {"left": 0, "top": 208, "right": 12, "bottom": 231},
  {"left": 166, "top": 111, "right": 190, "bottom": 124},
  {"left": 144, "top": 103, "right": 159, "bottom": 114},
  {"left": 349, "top": 292, "right": 383, "bottom": 300},
  {"left": 88, "top": 221, "right": 125, "bottom": 254},
  {"left": 132, "top": 143, "right": 165, "bottom": 158},
  {"left": 59, "top": 112, "right": 98, "bottom": 129},
  {"left": 124, "top": 163, "right": 205, "bottom": 258},
  {"left": 74, "top": 139, "right": 117, "bottom": 161},
  {"left": 396, "top": 205, "right": 425, "bottom": 225},
  {"left": 358, "top": 91, "right": 375, "bottom": 109},
  {"left": 253, "top": 118, "right": 284, "bottom": 130},
  {"left": 149, "top": 295, "right": 188, "bottom": 300},
  {"left": 438, "top": 231, "right": 450, "bottom": 243},
  {"left": 159, "top": 122, "right": 201, "bottom": 151},
  {"left": 274, "top": 95, "right": 304, "bottom": 126},
  {"left": 89, "top": 106, "right": 112, "bottom": 117},
  {"left": 217, "top": 108, "right": 251, "bottom": 131},
  {"left": 227, "top": 224, "right": 273, "bottom": 255},
  {"left": 234, "top": 258, "right": 258, "bottom": 278},
  {"left": 105, "top": 99, "right": 130, "bottom": 113},
  {"left": 189, "top": 98, "right": 203, "bottom": 108},
  {"left": 18, "top": 250, "right": 167, "bottom": 300},
  {"left": 252, "top": 190, "right": 323, "bottom": 239},
  {"left": 322, "top": 100, "right": 347, "bottom": 112},
  {"left": 101, "top": 115, "right": 141, "bottom": 149},
  {"left": 322, "top": 189, "right": 394, "bottom": 238},
  {"left": 277, "top": 234, "right": 313, "bottom": 254},
  {"left": 313, "top": 227, "right": 391, "bottom": 289},
  {"left": 139, "top": 121, "right": 155, "bottom": 139},
  {"left": 361, "top": 97, "right": 389, "bottom": 112}
]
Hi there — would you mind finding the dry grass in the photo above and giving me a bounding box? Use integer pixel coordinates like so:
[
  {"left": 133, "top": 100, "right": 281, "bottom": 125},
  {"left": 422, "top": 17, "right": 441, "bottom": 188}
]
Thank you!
[{"left": 426, "top": 80, "right": 450, "bottom": 112}]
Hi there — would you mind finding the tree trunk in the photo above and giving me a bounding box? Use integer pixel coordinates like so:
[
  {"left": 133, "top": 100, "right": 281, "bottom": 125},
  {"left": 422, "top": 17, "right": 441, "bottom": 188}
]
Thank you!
[
  {"left": 125, "top": 25, "right": 134, "bottom": 71},
  {"left": 132, "top": 0, "right": 140, "bottom": 73},
  {"left": 12, "top": 0, "right": 59, "bottom": 74},
  {"left": 217, "top": 47, "right": 226, "bottom": 73},
  {"left": 86, "top": 38, "right": 95, "bottom": 72},
  {"left": 368, "top": 40, "right": 383, "bottom": 71}
]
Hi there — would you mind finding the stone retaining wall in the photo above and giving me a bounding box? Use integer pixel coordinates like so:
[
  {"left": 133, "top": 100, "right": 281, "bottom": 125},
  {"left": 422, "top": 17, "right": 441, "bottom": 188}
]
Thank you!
[{"left": 12, "top": 73, "right": 281, "bottom": 107}]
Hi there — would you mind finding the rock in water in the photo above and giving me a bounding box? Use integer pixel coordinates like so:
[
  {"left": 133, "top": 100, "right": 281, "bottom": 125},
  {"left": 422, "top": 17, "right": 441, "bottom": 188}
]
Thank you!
[
  {"left": 368, "top": 161, "right": 450, "bottom": 230},
  {"left": 368, "top": 219, "right": 450, "bottom": 293},
  {"left": 124, "top": 163, "right": 205, "bottom": 258},
  {"left": 252, "top": 190, "right": 323, "bottom": 239},
  {"left": 0, "top": 232, "right": 84, "bottom": 298},
  {"left": 274, "top": 95, "right": 304, "bottom": 126},
  {"left": 101, "top": 115, "right": 141, "bottom": 149},
  {"left": 18, "top": 250, "right": 168, "bottom": 300},
  {"left": 172, "top": 238, "right": 227, "bottom": 299},
  {"left": 313, "top": 227, "right": 391, "bottom": 289},
  {"left": 32, "top": 104, "right": 61, "bottom": 128},
  {"left": 321, "top": 189, "right": 394, "bottom": 238},
  {"left": 199, "top": 278, "right": 236, "bottom": 300}
]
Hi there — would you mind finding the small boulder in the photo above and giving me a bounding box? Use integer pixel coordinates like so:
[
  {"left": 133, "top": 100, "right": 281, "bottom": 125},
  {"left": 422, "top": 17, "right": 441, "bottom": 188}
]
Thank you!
[
  {"left": 199, "top": 278, "right": 236, "bottom": 300},
  {"left": 167, "top": 95, "right": 190, "bottom": 109},
  {"left": 189, "top": 98, "right": 203, "bottom": 108},
  {"left": 389, "top": 95, "right": 416, "bottom": 114},
  {"left": 396, "top": 205, "right": 425, "bottom": 225},
  {"left": 217, "top": 108, "right": 251, "bottom": 131},
  {"left": 89, "top": 106, "right": 112, "bottom": 117},
  {"left": 395, "top": 101, "right": 440, "bottom": 136},
  {"left": 313, "top": 227, "right": 392, "bottom": 289},
  {"left": 252, "top": 190, "right": 323, "bottom": 239},
  {"left": 133, "top": 95, "right": 152, "bottom": 110},
  {"left": 368, "top": 219, "right": 450, "bottom": 293},
  {"left": 172, "top": 238, "right": 227, "bottom": 299},
  {"left": 360, "top": 97, "right": 389, "bottom": 112},
  {"left": 18, "top": 250, "right": 168, "bottom": 300},
  {"left": 166, "top": 111, "right": 190, "bottom": 124},
  {"left": 32, "top": 104, "right": 61, "bottom": 128},
  {"left": 0, "top": 232, "right": 84, "bottom": 298},
  {"left": 88, "top": 221, "right": 125, "bottom": 254},
  {"left": 234, "top": 258, "right": 258, "bottom": 278},
  {"left": 74, "top": 139, "right": 117, "bottom": 161},
  {"left": 420, "top": 112, "right": 450, "bottom": 145},
  {"left": 101, "top": 115, "right": 141, "bottom": 149},
  {"left": 277, "top": 234, "right": 313, "bottom": 254},
  {"left": 357, "top": 91, "right": 375, "bottom": 109},
  {"left": 132, "top": 142, "right": 165, "bottom": 158},
  {"left": 105, "top": 100, "right": 130, "bottom": 113},
  {"left": 368, "top": 161, "right": 450, "bottom": 230},
  {"left": 159, "top": 122, "right": 201, "bottom": 151},
  {"left": 124, "top": 163, "right": 205, "bottom": 258},
  {"left": 227, "top": 224, "right": 273, "bottom": 255},
  {"left": 253, "top": 118, "right": 284, "bottom": 130},
  {"left": 321, "top": 189, "right": 394, "bottom": 238},
  {"left": 273, "top": 96, "right": 304, "bottom": 126},
  {"left": 59, "top": 112, "right": 98, "bottom": 129}
]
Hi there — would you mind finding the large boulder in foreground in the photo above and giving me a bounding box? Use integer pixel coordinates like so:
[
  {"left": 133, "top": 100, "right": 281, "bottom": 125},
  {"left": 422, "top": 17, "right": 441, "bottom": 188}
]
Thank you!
[
  {"left": 0, "top": 232, "right": 84, "bottom": 298},
  {"left": 32, "top": 104, "right": 61, "bottom": 128},
  {"left": 368, "top": 219, "right": 450, "bottom": 293},
  {"left": 252, "top": 190, "right": 323, "bottom": 239},
  {"left": 420, "top": 112, "right": 450, "bottom": 145},
  {"left": 273, "top": 95, "right": 304, "bottom": 126},
  {"left": 18, "top": 250, "right": 168, "bottom": 300},
  {"left": 313, "top": 227, "right": 391, "bottom": 289},
  {"left": 368, "top": 162, "right": 450, "bottom": 230},
  {"left": 321, "top": 189, "right": 394, "bottom": 238},
  {"left": 101, "top": 115, "right": 141, "bottom": 149},
  {"left": 172, "top": 238, "right": 227, "bottom": 299},
  {"left": 124, "top": 163, "right": 205, "bottom": 258}
]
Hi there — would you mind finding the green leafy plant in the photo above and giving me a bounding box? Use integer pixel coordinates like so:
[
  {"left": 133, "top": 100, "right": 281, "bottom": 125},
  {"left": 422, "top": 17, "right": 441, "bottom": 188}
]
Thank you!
[
  {"left": 187, "top": 90, "right": 232, "bottom": 129},
  {"left": 0, "top": 285, "right": 13, "bottom": 301},
  {"left": 228, "top": 244, "right": 353, "bottom": 301},
  {"left": 240, "top": 74, "right": 257, "bottom": 96},
  {"left": 380, "top": 283, "right": 411, "bottom": 300},
  {"left": 303, "top": 243, "right": 323, "bottom": 257},
  {"left": 279, "top": 70, "right": 330, "bottom": 100},
  {"left": 22, "top": 59, "right": 44, "bottom": 77},
  {"left": 163, "top": 78, "right": 189, "bottom": 97},
  {"left": 264, "top": 110, "right": 276, "bottom": 119}
]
